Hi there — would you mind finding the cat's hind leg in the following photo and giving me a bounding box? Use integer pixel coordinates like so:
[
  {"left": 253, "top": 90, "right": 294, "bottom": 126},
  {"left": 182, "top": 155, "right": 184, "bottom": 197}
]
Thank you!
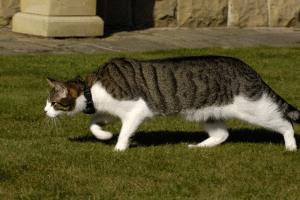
[
  {"left": 280, "top": 123, "right": 297, "bottom": 151},
  {"left": 188, "top": 120, "right": 229, "bottom": 148},
  {"left": 89, "top": 113, "right": 118, "bottom": 140},
  {"left": 238, "top": 111, "right": 297, "bottom": 151},
  {"left": 233, "top": 94, "right": 297, "bottom": 151}
]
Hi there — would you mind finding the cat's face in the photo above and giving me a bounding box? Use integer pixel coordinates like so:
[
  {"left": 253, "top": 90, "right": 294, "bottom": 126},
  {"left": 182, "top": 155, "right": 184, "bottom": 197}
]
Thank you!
[{"left": 44, "top": 76, "right": 86, "bottom": 118}]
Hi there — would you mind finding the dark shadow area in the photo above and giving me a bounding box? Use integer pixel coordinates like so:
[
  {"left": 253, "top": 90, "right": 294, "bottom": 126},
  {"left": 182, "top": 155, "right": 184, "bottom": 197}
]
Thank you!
[
  {"left": 69, "top": 128, "right": 300, "bottom": 149},
  {"left": 96, "top": 0, "right": 156, "bottom": 36}
]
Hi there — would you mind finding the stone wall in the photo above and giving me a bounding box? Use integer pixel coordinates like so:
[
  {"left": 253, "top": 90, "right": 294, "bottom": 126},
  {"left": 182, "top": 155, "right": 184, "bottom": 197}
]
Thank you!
[
  {"left": 228, "top": 0, "right": 269, "bottom": 27},
  {"left": 1, "top": 0, "right": 300, "bottom": 28},
  {"left": 0, "top": 0, "right": 20, "bottom": 25},
  {"left": 228, "top": 0, "right": 300, "bottom": 27},
  {"left": 268, "top": 0, "right": 300, "bottom": 27},
  {"left": 177, "top": 0, "right": 228, "bottom": 27}
]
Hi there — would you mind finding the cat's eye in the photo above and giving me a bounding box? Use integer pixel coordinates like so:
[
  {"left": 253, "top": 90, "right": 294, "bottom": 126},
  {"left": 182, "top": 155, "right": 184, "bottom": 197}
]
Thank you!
[
  {"left": 51, "top": 102, "right": 56, "bottom": 106},
  {"left": 58, "top": 102, "right": 71, "bottom": 107}
]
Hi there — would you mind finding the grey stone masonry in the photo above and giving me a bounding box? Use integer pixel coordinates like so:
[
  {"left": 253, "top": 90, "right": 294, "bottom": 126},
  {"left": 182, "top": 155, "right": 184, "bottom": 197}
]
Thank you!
[{"left": 1, "top": 0, "right": 300, "bottom": 28}]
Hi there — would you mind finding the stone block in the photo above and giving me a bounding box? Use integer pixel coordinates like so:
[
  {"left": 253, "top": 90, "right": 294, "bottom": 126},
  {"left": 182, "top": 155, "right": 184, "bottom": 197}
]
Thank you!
[
  {"left": 178, "top": 0, "right": 228, "bottom": 27},
  {"left": 12, "top": 12, "right": 104, "bottom": 37},
  {"left": 153, "top": 0, "right": 177, "bottom": 27},
  {"left": 228, "top": 0, "right": 268, "bottom": 27},
  {"left": 21, "top": 0, "right": 96, "bottom": 16},
  {"left": 268, "top": 0, "right": 300, "bottom": 27}
]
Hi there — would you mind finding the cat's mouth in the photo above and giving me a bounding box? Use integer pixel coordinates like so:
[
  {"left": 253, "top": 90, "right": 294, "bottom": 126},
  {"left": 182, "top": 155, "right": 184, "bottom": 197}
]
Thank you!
[
  {"left": 44, "top": 107, "right": 64, "bottom": 118},
  {"left": 45, "top": 112, "right": 62, "bottom": 118}
]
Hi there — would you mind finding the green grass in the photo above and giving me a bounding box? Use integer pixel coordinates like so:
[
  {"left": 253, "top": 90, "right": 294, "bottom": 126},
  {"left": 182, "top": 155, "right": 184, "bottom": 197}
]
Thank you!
[{"left": 1, "top": 47, "right": 300, "bottom": 199}]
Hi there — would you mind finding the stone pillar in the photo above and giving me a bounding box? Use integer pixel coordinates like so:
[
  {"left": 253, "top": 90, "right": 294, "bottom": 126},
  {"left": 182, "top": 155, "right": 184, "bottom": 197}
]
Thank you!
[{"left": 12, "top": 0, "right": 103, "bottom": 37}]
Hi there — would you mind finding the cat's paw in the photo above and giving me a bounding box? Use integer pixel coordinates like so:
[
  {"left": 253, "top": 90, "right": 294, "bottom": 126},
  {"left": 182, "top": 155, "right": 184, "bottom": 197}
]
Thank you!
[
  {"left": 113, "top": 147, "right": 127, "bottom": 152},
  {"left": 285, "top": 144, "right": 297, "bottom": 151},
  {"left": 94, "top": 130, "right": 113, "bottom": 140},
  {"left": 113, "top": 148, "right": 126, "bottom": 152},
  {"left": 90, "top": 124, "right": 113, "bottom": 140},
  {"left": 188, "top": 144, "right": 200, "bottom": 148},
  {"left": 188, "top": 144, "right": 211, "bottom": 148},
  {"left": 114, "top": 143, "right": 129, "bottom": 152}
]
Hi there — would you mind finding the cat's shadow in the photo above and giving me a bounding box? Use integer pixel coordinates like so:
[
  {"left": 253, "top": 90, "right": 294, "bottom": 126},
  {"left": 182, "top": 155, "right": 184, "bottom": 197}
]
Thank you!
[{"left": 69, "top": 128, "right": 300, "bottom": 149}]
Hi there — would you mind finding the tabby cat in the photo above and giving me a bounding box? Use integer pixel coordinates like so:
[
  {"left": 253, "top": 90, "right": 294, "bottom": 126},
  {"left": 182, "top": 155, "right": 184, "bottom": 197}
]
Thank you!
[{"left": 44, "top": 56, "right": 299, "bottom": 151}]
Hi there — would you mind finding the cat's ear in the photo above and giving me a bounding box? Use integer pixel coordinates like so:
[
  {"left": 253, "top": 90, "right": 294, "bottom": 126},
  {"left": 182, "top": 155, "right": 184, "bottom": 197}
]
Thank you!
[
  {"left": 47, "top": 77, "right": 59, "bottom": 87},
  {"left": 46, "top": 77, "right": 57, "bottom": 87},
  {"left": 46, "top": 77, "right": 67, "bottom": 91},
  {"left": 71, "top": 75, "right": 84, "bottom": 84}
]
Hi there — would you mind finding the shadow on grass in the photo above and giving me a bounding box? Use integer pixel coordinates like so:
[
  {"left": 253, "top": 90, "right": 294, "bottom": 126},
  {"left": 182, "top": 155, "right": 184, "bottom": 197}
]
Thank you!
[{"left": 69, "top": 128, "right": 300, "bottom": 149}]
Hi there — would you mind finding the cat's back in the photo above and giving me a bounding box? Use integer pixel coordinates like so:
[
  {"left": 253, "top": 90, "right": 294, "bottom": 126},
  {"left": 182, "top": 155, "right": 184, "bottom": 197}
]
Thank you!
[
  {"left": 140, "top": 55, "right": 253, "bottom": 72},
  {"left": 87, "top": 56, "right": 265, "bottom": 114},
  {"left": 91, "top": 56, "right": 260, "bottom": 84}
]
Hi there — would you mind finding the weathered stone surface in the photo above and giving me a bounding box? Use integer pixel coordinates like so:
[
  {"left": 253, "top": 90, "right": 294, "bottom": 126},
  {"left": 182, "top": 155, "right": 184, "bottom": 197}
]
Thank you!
[
  {"left": 0, "top": 0, "right": 20, "bottom": 25},
  {"left": 153, "top": 0, "right": 177, "bottom": 27},
  {"left": 268, "top": 0, "right": 300, "bottom": 27},
  {"left": 228, "top": 0, "right": 268, "bottom": 27},
  {"left": 12, "top": 13, "right": 104, "bottom": 37},
  {"left": 178, "top": 0, "right": 228, "bottom": 27},
  {"left": 21, "top": 0, "right": 96, "bottom": 16}
]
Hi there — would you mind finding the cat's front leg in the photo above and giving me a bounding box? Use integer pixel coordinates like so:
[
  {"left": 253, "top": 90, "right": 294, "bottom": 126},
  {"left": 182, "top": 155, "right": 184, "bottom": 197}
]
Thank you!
[
  {"left": 114, "top": 115, "right": 147, "bottom": 151},
  {"left": 89, "top": 113, "right": 118, "bottom": 140},
  {"left": 114, "top": 104, "right": 154, "bottom": 151}
]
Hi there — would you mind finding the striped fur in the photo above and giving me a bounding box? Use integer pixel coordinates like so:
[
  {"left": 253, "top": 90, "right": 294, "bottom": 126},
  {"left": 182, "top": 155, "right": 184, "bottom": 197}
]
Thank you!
[{"left": 86, "top": 56, "right": 292, "bottom": 117}]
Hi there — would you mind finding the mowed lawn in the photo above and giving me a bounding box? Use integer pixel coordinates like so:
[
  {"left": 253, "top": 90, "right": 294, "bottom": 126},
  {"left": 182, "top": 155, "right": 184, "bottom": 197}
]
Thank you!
[{"left": 1, "top": 47, "right": 300, "bottom": 199}]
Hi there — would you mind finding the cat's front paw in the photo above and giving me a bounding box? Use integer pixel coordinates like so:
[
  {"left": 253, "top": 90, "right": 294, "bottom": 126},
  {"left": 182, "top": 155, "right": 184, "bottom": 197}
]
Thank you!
[
  {"left": 94, "top": 131, "right": 113, "bottom": 140},
  {"left": 113, "top": 147, "right": 126, "bottom": 152},
  {"left": 114, "top": 143, "right": 129, "bottom": 152}
]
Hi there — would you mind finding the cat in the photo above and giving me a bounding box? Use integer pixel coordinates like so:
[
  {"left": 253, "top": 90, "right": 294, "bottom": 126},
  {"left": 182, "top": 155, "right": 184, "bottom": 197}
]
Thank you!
[{"left": 44, "top": 56, "right": 299, "bottom": 151}]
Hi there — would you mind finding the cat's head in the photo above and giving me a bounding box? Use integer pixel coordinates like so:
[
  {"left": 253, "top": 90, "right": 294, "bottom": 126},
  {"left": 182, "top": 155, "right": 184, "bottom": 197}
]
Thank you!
[{"left": 44, "top": 76, "right": 87, "bottom": 118}]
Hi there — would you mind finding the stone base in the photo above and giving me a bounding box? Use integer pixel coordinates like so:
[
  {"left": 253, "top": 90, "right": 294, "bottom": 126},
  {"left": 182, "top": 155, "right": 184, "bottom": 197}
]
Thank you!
[{"left": 12, "top": 12, "right": 104, "bottom": 37}]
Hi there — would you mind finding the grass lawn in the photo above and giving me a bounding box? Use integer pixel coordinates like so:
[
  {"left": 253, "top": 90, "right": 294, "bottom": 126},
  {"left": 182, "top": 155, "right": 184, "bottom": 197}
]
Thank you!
[{"left": 1, "top": 47, "right": 300, "bottom": 199}]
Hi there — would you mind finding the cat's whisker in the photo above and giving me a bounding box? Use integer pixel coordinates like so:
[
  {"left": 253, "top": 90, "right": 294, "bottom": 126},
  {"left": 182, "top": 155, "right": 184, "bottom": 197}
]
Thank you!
[
  {"left": 44, "top": 117, "right": 53, "bottom": 127},
  {"left": 43, "top": 116, "right": 64, "bottom": 134},
  {"left": 53, "top": 117, "right": 62, "bottom": 127},
  {"left": 52, "top": 117, "right": 63, "bottom": 133}
]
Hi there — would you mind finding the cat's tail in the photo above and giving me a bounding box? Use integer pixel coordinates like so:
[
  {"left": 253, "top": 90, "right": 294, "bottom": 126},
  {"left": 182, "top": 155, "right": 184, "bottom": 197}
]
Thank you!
[
  {"left": 263, "top": 83, "right": 300, "bottom": 124},
  {"left": 285, "top": 104, "right": 300, "bottom": 124}
]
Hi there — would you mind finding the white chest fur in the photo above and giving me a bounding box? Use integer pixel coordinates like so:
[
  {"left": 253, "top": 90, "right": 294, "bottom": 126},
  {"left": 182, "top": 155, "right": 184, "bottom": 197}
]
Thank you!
[{"left": 91, "top": 82, "right": 154, "bottom": 120}]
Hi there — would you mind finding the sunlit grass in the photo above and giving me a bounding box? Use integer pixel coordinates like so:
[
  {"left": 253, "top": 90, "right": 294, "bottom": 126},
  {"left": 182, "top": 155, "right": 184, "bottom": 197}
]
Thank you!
[{"left": 1, "top": 47, "right": 300, "bottom": 199}]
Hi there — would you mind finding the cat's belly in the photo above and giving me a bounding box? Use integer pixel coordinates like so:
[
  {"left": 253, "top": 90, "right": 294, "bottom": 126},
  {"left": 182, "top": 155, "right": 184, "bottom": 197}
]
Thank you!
[
  {"left": 179, "top": 94, "right": 280, "bottom": 124},
  {"left": 179, "top": 103, "right": 235, "bottom": 122}
]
